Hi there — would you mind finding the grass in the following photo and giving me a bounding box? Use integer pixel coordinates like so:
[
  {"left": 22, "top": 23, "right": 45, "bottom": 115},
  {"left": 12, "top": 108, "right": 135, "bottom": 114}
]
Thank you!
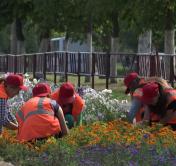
[{"left": 27, "top": 72, "right": 129, "bottom": 100}]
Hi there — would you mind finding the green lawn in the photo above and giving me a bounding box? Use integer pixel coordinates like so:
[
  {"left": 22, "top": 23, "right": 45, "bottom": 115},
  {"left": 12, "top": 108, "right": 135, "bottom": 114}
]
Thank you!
[{"left": 28, "top": 73, "right": 129, "bottom": 100}]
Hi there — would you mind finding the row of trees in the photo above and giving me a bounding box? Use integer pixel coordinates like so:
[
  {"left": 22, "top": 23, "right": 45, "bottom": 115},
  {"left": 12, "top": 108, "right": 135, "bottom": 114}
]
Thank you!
[
  {"left": 1, "top": 0, "right": 176, "bottom": 54},
  {"left": 0, "top": 0, "right": 176, "bottom": 81}
]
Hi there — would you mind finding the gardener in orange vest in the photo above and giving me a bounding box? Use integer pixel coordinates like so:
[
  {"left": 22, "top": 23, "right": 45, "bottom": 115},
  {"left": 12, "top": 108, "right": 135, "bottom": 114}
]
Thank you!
[
  {"left": 124, "top": 72, "right": 172, "bottom": 123},
  {"left": 51, "top": 82, "right": 85, "bottom": 129},
  {"left": 16, "top": 83, "right": 69, "bottom": 142},
  {"left": 0, "top": 74, "right": 27, "bottom": 134},
  {"left": 140, "top": 82, "right": 176, "bottom": 130}
]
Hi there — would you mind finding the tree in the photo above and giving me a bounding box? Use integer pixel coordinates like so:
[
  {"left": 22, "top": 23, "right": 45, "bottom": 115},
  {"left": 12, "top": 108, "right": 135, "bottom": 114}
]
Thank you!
[
  {"left": 8, "top": 0, "right": 33, "bottom": 54},
  {"left": 30, "top": 0, "right": 64, "bottom": 52}
]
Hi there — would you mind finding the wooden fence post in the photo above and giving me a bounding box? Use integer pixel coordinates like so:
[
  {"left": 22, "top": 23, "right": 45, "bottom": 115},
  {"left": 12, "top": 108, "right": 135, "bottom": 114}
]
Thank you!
[
  {"left": 106, "top": 52, "right": 110, "bottom": 89},
  {"left": 43, "top": 53, "right": 46, "bottom": 80},
  {"left": 135, "top": 54, "right": 139, "bottom": 73},
  {"left": 14, "top": 55, "right": 17, "bottom": 74},
  {"left": 24, "top": 54, "right": 27, "bottom": 74},
  {"left": 91, "top": 53, "right": 95, "bottom": 89},
  {"left": 54, "top": 52, "right": 57, "bottom": 84},
  {"left": 78, "top": 52, "right": 81, "bottom": 87},
  {"left": 6, "top": 55, "right": 9, "bottom": 73},
  {"left": 33, "top": 54, "right": 36, "bottom": 78},
  {"left": 170, "top": 55, "right": 174, "bottom": 87},
  {"left": 65, "top": 52, "right": 68, "bottom": 82}
]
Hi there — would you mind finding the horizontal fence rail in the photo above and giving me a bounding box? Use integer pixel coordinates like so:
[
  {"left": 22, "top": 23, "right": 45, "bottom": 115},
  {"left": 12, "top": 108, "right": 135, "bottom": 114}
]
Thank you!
[{"left": 0, "top": 52, "right": 175, "bottom": 88}]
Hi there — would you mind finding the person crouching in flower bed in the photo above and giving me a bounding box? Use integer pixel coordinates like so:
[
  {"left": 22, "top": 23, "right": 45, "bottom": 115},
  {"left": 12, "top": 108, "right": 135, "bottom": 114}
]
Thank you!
[
  {"left": 51, "top": 82, "right": 85, "bottom": 129},
  {"left": 0, "top": 74, "right": 27, "bottom": 135},
  {"left": 124, "top": 72, "right": 172, "bottom": 123},
  {"left": 139, "top": 82, "right": 176, "bottom": 130},
  {"left": 16, "top": 83, "right": 69, "bottom": 142}
]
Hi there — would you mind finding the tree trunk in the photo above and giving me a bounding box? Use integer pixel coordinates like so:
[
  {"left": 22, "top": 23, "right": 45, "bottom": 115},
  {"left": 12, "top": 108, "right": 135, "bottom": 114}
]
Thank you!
[
  {"left": 85, "top": 17, "right": 92, "bottom": 83},
  {"left": 59, "top": 33, "right": 69, "bottom": 82},
  {"left": 164, "top": 8, "right": 175, "bottom": 80},
  {"left": 138, "top": 31, "right": 152, "bottom": 53},
  {"left": 16, "top": 19, "right": 25, "bottom": 54},
  {"left": 10, "top": 19, "right": 25, "bottom": 55},
  {"left": 110, "top": 38, "right": 118, "bottom": 83},
  {"left": 63, "top": 33, "right": 69, "bottom": 51},
  {"left": 10, "top": 21, "right": 17, "bottom": 54},
  {"left": 137, "top": 30, "right": 152, "bottom": 76},
  {"left": 164, "top": 29, "right": 175, "bottom": 80},
  {"left": 164, "top": 30, "right": 175, "bottom": 54},
  {"left": 39, "top": 30, "right": 50, "bottom": 52},
  {"left": 110, "top": 11, "right": 119, "bottom": 83}
]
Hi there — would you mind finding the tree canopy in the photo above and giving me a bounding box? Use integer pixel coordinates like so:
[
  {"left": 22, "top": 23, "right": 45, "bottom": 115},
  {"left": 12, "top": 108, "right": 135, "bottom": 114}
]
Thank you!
[{"left": 0, "top": 0, "right": 176, "bottom": 53}]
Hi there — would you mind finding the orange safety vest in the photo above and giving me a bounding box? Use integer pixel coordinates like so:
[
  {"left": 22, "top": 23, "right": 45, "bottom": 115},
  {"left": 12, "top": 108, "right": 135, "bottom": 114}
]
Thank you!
[
  {"left": 132, "top": 79, "right": 172, "bottom": 122},
  {"left": 150, "top": 89, "right": 176, "bottom": 124},
  {"left": 51, "top": 89, "right": 85, "bottom": 121},
  {"left": 0, "top": 84, "right": 8, "bottom": 99},
  {"left": 16, "top": 97, "right": 61, "bottom": 142}
]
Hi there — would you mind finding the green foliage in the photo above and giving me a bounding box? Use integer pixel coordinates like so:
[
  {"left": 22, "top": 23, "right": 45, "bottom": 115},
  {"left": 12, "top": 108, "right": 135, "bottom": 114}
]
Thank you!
[
  {"left": 0, "top": 138, "right": 77, "bottom": 166},
  {"left": 24, "top": 24, "right": 38, "bottom": 53},
  {"left": 124, "top": 0, "right": 176, "bottom": 49},
  {"left": 0, "top": 26, "right": 10, "bottom": 53},
  {"left": 44, "top": 142, "right": 77, "bottom": 166},
  {"left": 0, "top": 0, "right": 15, "bottom": 29},
  {"left": 1, "top": 0, "right": 176, "bottom": 53},
  {"left": 0, "top": 141, "right": 40, "bottom": 166}
]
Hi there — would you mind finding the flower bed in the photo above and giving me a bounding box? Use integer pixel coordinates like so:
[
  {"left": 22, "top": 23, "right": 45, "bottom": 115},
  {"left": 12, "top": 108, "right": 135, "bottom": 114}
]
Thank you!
[
  {"left": 1, "top": 74, "right": 176, "bottom": 165},
  {"left": 1, "top": 120, "right": 176, "bottom": 165}
]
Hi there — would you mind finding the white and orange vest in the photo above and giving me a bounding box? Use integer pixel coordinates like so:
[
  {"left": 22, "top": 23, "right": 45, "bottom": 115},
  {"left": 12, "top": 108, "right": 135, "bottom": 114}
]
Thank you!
[
  {"left": 0, "top": 84, "right": 8, "bottom": 99},
  {"left": 16, "top": 97, "right": 61, "bottom": 142},
  {"left": 132, "top": 78, "right": 172, "bottom": 122},
  {"left": 51, "top": 89, "right": 85, "bottom": 122}
]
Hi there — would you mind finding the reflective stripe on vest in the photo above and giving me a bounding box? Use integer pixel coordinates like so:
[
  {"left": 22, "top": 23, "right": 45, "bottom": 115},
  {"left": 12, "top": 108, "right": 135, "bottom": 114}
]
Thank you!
[{"left": 17, "top": 98, "right": 54, "bottom": 122}]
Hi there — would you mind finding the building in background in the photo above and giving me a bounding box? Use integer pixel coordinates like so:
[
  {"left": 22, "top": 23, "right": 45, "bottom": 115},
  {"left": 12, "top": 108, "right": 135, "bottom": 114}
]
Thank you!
[{"left": 50, "top": 37, "right": 91, "bottom": 52}]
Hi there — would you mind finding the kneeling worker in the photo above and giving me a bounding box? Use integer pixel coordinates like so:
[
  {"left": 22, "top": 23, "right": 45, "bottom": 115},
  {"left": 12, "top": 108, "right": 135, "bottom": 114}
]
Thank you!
[
  {"left": 140, "top": 82, "right": 176, "bottom": 130},
  {"left": 16, "top": 83, "right": 69, "bottom": 142},
  {"left": 0, "top": 74, "right": 27, "bottom": 134},
  {"left": 51, "top": 82, "right": 85, "bottom": 129},
  {"left": 124, "top": 72, "right": 172, "bottom": 123}
]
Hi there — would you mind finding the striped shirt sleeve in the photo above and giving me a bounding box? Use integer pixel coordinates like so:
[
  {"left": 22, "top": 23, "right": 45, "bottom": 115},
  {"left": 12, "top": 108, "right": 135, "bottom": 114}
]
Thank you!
[{"left": 0, "top": 98, "right": 16, "bottom": 133}]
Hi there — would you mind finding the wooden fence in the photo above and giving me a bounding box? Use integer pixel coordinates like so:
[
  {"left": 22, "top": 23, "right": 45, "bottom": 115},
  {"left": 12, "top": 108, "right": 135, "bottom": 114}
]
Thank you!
[{"left": 0, "top": 52, "right": 175, "bottom": 88}]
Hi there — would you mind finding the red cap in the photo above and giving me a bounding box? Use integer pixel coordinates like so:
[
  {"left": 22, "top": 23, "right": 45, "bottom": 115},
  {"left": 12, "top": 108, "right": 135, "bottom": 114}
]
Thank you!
[
  {"left": 5, "top": 74, "right": 27, "bottom": 91},
  {"left": 141, "top": 82, "right": 159, "bottom": 104},
  {"left": 59, "top": 82, "right": 75, "bottom": 104},
  {"left": 124, "top": 72, "right": 138, "bottom": 94},
  {"left": 32, "top": 83, "right": 51, "bottom": 97}
]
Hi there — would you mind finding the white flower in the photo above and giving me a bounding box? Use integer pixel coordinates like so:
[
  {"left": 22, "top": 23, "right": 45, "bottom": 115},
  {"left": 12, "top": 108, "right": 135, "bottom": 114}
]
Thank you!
[
  {"left": 121, "top": 100, "right": 128, "bottom": 104},
  {"left": 24, "top": 73, "right": 30, "bottom": 78},
  {"left": 33, "top": 78, "right": 38, "bottom": 84},
  {"left": 102, "top": 89, "right": 112, "bottom": 94}
]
